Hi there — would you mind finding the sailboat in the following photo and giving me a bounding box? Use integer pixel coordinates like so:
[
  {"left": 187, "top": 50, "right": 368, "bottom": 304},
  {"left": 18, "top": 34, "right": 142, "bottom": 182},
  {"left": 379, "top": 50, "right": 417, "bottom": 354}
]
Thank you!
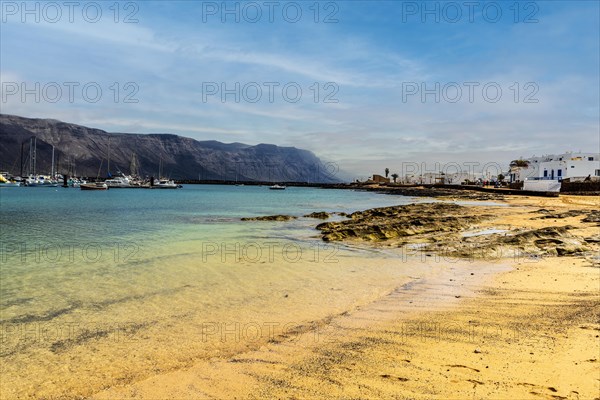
[
  {"left": 81, "top": 154, "right": 108, "bottom": 190},
  {"left": 150, "top": 157, "right": 180, "bottom": 189},
  {"left": 24, "top": 138, "right": 58, "bottom": 187}
]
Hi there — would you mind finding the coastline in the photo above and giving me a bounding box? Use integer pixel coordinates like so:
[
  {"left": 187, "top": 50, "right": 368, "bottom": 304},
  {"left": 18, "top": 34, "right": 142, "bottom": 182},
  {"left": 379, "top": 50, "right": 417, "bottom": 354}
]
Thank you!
[{"left": 92, "top": 194, "right": 600, "bottom": 399}]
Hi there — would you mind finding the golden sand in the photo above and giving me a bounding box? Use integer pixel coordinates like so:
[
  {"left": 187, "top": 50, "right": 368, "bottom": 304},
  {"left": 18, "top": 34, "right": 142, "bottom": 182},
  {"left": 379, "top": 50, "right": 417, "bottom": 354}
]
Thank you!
[{"left": 92, "top": 195, "right": 600, "bottom": 399}]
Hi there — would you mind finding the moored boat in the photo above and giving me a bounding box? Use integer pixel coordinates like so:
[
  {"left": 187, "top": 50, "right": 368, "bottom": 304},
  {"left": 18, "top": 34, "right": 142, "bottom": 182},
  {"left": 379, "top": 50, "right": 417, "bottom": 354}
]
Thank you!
[
  {"left": 67, "top": 178, "right": 86, "bottom": 188},
  {"left": 105, "top": 175, "right": 136, "bottom": 188},
  {"left": 150, "top": 178, "right": 179, "bottom": 189},
  {"left": 0, "top": 173, "right": 21, "bottom": 187},
  {"left": 80, "top": 182, "right": 108, "bottom": 191},
  {"left": 269, "top": 184, "right": 286, "bottom": 190},
  {"left": 25, "top": 175, "right": 59, "bottom": 187}
]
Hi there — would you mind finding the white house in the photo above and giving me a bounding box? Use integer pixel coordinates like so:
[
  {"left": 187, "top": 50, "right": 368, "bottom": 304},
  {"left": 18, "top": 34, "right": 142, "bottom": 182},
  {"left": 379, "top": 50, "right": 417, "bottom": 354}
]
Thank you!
[
  {"left": 509, "top": 152, "right": 600, "bottom": 183},
  {"left": 402, "top": 171, "right": 480, "bottom": 185}
]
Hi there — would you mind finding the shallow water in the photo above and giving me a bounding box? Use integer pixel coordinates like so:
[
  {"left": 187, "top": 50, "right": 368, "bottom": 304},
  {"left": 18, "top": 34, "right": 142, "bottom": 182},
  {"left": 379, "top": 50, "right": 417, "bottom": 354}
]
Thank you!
[{"left": 1, "top": 185, "right": 430, "bottom": 398}]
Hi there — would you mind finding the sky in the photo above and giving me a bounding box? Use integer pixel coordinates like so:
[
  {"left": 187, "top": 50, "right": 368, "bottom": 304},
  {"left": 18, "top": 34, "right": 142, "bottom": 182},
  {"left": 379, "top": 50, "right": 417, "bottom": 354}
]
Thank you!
[{"left": 1, "top": 0, "right": 599, "bottom": 180}]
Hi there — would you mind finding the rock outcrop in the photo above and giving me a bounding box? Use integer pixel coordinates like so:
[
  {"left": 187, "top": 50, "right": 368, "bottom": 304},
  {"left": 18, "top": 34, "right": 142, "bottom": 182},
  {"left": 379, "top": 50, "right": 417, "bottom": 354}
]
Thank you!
[
  {"left": 303, "top": 212, "right": 331, "bottom": 219},
  {"left": 241, "top": 215, "right": 297, "bottom": 221},
  {"left": 316, "top": 203, "right": 486, "bottom": 242},
  {"left": 315, "top": 203, "right": 595, "bottom": 260}
]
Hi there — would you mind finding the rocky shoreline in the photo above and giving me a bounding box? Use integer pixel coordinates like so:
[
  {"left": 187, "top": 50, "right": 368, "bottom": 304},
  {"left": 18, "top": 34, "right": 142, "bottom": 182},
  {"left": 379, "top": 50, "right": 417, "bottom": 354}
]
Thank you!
[
  {"left": 242, "top": 199, "right": 600, "bottom": 266},
  {"left": 315, "top": 203, "right": 599, "bottom": 260},
  {"left": 350, "top": 185, "right": 506, "bottom": 201}
]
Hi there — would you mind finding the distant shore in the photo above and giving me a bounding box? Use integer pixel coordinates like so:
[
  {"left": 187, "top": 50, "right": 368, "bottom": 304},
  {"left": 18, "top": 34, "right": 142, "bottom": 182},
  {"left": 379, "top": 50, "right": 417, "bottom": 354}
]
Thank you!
[{"left": 174, "top": 180, "right": 600, "bottom": 197}]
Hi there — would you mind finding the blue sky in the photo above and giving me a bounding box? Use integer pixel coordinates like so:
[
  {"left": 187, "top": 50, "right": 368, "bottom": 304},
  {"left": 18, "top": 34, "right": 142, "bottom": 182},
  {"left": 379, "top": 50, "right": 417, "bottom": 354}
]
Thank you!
[{"left": 1, "top": 1, "right": 599, "bottom": 179}]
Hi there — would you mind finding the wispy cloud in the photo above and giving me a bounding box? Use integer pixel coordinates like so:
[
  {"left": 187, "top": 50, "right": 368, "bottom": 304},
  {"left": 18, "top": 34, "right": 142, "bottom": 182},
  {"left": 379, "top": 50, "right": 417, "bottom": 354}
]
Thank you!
[{"left": 1, "top": 1, "right": 598, "bottom": 175}]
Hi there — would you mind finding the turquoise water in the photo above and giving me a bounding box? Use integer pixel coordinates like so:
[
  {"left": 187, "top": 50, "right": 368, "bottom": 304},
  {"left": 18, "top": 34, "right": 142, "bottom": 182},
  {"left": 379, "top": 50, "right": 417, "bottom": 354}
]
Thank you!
[
  {"left": 0, "top": 184, "right": 412, "bottom": 269},
  {"left": 1, "top": 185, "right": 425, "bottom": 398}
]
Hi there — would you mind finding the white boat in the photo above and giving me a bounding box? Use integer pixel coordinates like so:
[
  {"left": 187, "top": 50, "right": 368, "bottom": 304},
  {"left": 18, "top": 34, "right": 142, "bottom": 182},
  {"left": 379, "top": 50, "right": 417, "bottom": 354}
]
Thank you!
[
  {"left": 269, "top": 184, "right": 286, "bottom": 190},
  {"left": 105, "top": 175, "right": 135, "bottom": 188},
  {"left": 67, "top": 178, "right": 86, "bottom": 188},
  {"left": 151, "top": 179, "right": 179, "bottom": 189},
  {"left": 80, "top": 182, "right": 108, "bottom": 191},
  {"left": 25, "top": 175, "right": 58, "bottom": 187}
]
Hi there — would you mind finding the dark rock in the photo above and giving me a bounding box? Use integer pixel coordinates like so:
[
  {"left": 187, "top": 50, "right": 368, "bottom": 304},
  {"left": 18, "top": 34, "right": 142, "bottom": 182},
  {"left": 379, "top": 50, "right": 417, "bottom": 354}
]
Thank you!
[
  {"left": 584, "top": 236, "right": 600, "bottom": 243},
  {"left": 316, "top": 203, "right": 484, "bottom": 242},
  {"left": 303, "top": 212, "right": 331, "bottom": 219},
  {"left": 582, "top": 210, "right": 600, "bottom": 224},
  {"left": 533, "top": 210, "right": 587, "bottom": 219},
  {"left": 496, "top": 226, "right": 589, "bottom": 256},
  {"left": 241, "top": 215, "right": 297, "bottom": 221}
]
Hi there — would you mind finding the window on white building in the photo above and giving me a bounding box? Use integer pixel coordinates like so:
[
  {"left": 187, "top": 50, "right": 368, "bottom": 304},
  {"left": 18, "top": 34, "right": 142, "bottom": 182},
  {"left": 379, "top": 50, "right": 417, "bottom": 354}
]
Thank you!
[
  {"left": 596, "top": 169, "right": 600, "bottom": 176},
  {"left": 589, "top": 157, "right": 594, "bottom": 161}
]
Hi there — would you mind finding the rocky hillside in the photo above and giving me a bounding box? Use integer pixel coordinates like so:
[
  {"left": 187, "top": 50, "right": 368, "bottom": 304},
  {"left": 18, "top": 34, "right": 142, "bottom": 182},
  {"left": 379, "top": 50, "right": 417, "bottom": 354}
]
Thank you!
[{"left": 0, "top": 114, "right": 339, "bottom": 182}]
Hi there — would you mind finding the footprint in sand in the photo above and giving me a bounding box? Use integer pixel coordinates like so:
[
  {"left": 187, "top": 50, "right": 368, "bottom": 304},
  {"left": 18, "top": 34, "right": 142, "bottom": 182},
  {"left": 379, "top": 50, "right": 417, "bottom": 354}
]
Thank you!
[
  {"left": 444, "top": 364, "right": 480, "bottom": 373},
  {"left": 379, "top": 374, "right": 409, "bottom": 382}
]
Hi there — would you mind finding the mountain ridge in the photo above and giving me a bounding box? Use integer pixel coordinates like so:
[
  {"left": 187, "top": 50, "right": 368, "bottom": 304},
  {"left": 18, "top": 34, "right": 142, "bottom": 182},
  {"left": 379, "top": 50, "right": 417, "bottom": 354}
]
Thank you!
[{"left": 0, "top": 114, "right": 340, "bottom": 183}]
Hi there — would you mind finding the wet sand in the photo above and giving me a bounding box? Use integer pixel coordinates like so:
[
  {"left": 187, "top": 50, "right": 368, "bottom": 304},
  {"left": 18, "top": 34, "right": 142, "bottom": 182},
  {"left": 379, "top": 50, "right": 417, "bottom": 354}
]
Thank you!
[{"left": 92, "top": 195, "right": 600, "bottom": 399}]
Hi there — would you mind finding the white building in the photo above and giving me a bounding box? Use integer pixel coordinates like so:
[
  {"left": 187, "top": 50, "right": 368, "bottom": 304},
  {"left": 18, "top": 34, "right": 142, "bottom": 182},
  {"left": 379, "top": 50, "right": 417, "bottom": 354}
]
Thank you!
[
  {"left": 509, "top": 152, "right": 600, "bottom": 183},
  {"left": 402, "top": 172, "right": 480, "bottom": 185}
]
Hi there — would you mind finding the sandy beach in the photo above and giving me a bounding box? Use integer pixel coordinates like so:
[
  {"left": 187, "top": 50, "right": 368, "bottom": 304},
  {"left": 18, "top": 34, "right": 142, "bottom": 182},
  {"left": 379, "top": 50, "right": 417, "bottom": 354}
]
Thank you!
[{"left": 90, "top": 194, "right": 599, "bottom": 400}]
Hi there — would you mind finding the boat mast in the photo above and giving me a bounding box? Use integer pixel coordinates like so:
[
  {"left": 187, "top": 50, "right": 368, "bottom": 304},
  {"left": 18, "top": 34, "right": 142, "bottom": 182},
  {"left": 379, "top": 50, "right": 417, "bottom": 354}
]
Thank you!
[
  {"left": 51, "top": 145, "right": 55, "bottom": 178},
  {"left": 20, "top": 139, "right": 25, "bottom": 177},
  {"left": 130, "top": 153, "right": 139, "bottom": 177},
  {"left": 29, "top": 137, "right": 37, "bottom": 176},
  {"left": 107, "top": 137, "right": 111, "bottom": 177},
  {"left": 29, "top": 139, "right": 32, "bottom": 176}
]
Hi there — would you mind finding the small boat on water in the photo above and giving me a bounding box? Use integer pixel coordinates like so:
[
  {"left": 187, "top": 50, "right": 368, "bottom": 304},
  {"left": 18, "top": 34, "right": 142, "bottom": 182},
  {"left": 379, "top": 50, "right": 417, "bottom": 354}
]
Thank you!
[
  {"left": 25, "top": 175, "right": 59, "bottom": 187},
  {"left": 151, "top": 178, "right": 179, "bottom": 189},
  {"left": 67, "top": 178, "right": 86, "bottom": 188},
  {"left": 0, "top": 173, "right": 21, "bottom": 187},
  {"left": 105, "top": 175, "right": 138, "bottom": 188},
  {"left": 269, "top": 184, "right": 286, "bottom": 190},
  {"left": 80, "top": 182, "right": 108, "bottom": 191}
]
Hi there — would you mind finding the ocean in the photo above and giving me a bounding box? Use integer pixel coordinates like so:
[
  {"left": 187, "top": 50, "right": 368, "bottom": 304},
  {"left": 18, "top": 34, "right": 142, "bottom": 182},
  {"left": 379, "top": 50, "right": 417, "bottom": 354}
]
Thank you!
[{"left": 1, "top": 184, "right": 429, "bottom": 398}]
